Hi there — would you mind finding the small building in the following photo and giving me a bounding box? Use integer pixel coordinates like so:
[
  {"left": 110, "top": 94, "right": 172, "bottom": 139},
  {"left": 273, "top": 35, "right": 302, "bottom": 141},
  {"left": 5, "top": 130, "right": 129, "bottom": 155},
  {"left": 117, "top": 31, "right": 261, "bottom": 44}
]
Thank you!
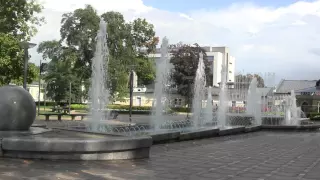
[
  {"left": 9, "top": 82, "right": 45, "bottom": 102},
  {"left": 273, "top": 79, "right": 319, "bottom": 115}
]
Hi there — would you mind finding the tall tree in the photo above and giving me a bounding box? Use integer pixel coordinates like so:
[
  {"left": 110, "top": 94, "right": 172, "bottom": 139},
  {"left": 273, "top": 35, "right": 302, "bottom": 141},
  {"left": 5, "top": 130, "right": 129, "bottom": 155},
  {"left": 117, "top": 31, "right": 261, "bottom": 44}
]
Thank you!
[
  {"left": 235, "top": 74, "right": 265, "bottom": 88},
  {"left": 0, "top": 33, "right": 38, "bottom": 86},
  {"left": 0, "top": 0, "right": 44, "bottom": 86},
  {"left": 170, "top": 44, "right": 212, "bottom": 106},
  {"left": 37, "top": 40, "right": 82, "bottom": 103},
  {"left": 0, "top": 0, "right": 44, "bottom": 41},
  {"left": 39, "top": 6, "right": 158, "bottom": 102}
]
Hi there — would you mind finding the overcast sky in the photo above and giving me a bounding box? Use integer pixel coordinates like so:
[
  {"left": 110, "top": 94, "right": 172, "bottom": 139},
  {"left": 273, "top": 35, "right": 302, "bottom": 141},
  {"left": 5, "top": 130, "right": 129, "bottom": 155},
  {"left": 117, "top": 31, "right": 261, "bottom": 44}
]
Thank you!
[{"left": 30, "top": 0, "right": 320, "bottom": 84}]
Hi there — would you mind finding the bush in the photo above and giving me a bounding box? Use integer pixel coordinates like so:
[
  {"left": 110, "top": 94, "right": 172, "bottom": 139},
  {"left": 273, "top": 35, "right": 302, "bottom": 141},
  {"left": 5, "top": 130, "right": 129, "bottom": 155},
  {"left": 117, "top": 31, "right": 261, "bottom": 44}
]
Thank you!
[
  {"left": 309, "top": 112, "right": 320, "bottom": 120},
  {"left": 107, "top": 105, "right": 152, "bottom": 111},
  {"left": 171, "top": 107, "right": 191, "bottom": 113},
  {"left": 69, "top": 104, "right": 152, "bottom": 111},
  {"left": 35, "top": 101, "right": 56, "bottom": 106},
  {"left": 70, "top": 104, "right": 88, "bottom": 110}
]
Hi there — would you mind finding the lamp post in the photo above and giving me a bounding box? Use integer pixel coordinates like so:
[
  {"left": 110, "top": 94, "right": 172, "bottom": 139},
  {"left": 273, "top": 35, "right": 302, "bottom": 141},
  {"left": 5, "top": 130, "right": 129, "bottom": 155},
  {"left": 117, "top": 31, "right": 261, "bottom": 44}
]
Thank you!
[
  {"left": 129, "top": 70, "right": 134, "bottom": 123},
  {"left": 185, "top": 76, "right": 194, "bottom": 119},
  {"left": 37, "top": 59, "right": 42, "bottom": 115},
  {"left": 128, "top": 65, "right": 137, "bottom": 124},
  {"left": 19, "top": 42, "right": 37, "bottom": 90}
]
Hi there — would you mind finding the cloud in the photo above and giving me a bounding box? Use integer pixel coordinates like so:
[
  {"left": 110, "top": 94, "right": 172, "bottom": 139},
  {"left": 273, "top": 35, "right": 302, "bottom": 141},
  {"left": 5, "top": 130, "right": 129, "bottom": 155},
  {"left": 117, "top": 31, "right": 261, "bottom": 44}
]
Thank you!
[{"left": 30, "top": 0, "right": 320, "bottom": 82}]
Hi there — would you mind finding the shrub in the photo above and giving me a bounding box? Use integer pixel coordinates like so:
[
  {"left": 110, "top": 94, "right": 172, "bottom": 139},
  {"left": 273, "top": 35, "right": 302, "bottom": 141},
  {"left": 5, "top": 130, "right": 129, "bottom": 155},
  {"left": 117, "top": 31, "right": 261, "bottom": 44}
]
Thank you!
[
  {"left": 35, "top": 101, "right": 56, "bottom": 106},
  {"left": 70, "top": 104, "right": 152, "bottom": 111},
  {"left": 70, "top": 104, "right": 88, "bottom": 110},
  {"left": 171, "top": 107, "right": 191, "bottom": 113},
  {"left": 309, "top": 112, "right": 320, "bottom": 120}
]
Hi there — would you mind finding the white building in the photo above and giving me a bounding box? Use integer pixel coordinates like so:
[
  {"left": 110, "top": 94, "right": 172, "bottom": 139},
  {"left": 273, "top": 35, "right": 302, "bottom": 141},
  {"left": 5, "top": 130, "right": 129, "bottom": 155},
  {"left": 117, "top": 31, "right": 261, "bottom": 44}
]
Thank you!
[{"left": 148, "top": 46, "right": 235, "bottom": 87}]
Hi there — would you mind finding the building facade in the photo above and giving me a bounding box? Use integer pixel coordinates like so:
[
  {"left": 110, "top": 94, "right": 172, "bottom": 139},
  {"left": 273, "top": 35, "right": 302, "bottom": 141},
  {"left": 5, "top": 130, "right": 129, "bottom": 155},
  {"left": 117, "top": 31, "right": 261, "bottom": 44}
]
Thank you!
[
  {"left": 148, "top": 46, "right": 235, "bottom": 88},
  {"left": 273, "top": 79, "right": 320, "bottom": 115}
]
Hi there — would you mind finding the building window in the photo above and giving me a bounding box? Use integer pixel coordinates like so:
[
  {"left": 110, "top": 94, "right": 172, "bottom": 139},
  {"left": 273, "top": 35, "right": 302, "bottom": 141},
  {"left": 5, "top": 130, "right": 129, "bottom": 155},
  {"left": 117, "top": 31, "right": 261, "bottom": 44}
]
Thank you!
[
  {"left": 232, "top": 101, "right": 236, "bottom": 107},
  {"left": 207, "top": 56, "right": 214, "bottom": 61},
  {"left": 174, "top": 98, "right": 182, "bottom": 106}
]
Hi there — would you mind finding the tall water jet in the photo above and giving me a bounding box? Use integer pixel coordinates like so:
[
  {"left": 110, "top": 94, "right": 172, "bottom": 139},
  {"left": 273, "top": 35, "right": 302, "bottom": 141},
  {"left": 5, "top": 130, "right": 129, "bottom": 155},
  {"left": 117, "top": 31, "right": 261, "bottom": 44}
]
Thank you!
[
  {"left": 151, "top": 37, "right": 171, "bottom": 131},
  {"left": 290, "top": 90, "right": 299, "bottom": 119},
  {"left": 203, "top": 86, "right": 213, "bottom": 125},
  {"left": 89, "top": 19, "right": 109, "bottom": 130},
  {"left": 246, "top": 77, "right": 257, "bottom": 115},
  {"left": 246, "top": 77, "right": 261, "bottom": 125},
  {"left": 192, "top": 52, "right": 206, "bottom": 128},
  {"left": 285, "top": 90, "right": 300, "bottom": 125},
  {"left": 217, "top": 64, "right": 228, "bottom": 128}
]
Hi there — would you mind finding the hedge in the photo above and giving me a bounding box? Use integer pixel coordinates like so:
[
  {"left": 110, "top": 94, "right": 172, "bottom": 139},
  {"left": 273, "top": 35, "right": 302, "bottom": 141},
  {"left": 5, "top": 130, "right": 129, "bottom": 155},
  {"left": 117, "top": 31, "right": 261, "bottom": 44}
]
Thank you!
[
  {"left": 170, "top": 107, "right": 191, "bottom": 113},
  {"left": 69, "top": 104, "right": 152, "bottom": 111},
  {"left": 69, "top": 104, "right": 191, "bottom": 113},
  {"left": 309, "top": 112, "right": 320, "bottom": 120},
  {"left": 35, "top": 101, "right": 57, "bottom": 106}
]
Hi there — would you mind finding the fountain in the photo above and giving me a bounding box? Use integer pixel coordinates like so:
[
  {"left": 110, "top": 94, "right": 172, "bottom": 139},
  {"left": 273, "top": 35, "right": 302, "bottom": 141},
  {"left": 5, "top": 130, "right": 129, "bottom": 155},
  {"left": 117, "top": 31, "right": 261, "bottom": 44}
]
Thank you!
[
  {"left": 203, "top": 86, "right": 214, "bottom": 125},
  {"left": 0, "top": 19, "right": 152, "bottom": 161},
  {"left": 284, "top": 90, "right": 305, "bottom": 125},
  {"left": 88, "top": 19, "right": 110, "bottom": 131},
  {"left": 151, "top": 37, "right": 171, "bottom": 131},
  {"left": 192, "top": 52, "right": 207, "bottom": 128},
  {"left": 217, "top": 64, "right": 228, "bottom": 128},
  {"left": 246, "top": 77, "right": 262, "bottom": 125}
]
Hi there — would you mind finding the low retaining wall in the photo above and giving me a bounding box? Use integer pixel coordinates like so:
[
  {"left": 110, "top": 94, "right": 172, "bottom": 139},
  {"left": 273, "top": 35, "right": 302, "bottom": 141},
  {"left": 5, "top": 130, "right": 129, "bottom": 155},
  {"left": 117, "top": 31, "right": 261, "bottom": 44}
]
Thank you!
[{"left": 0, "top": 128, "right": 152, "bottom": 161}]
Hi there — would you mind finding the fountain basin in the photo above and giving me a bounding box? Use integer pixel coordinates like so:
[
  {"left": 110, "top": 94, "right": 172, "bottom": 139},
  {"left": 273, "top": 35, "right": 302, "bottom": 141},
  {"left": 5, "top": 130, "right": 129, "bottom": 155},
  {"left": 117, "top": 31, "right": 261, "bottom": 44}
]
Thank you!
[
  {"left": 245, "top": 125, "right": 262, "bottom": 133},
  {"left": 179, "top": 128, "right": 219, "bottom": 141},
  {"left": 261, "top": 124, "right": 320, "bottom": 131},
  {"left": 0, "top": 128, "right": 152, "bottom": 160},
  {"left": 149, "top": 130, "right": 180, "bottom": 144},
  {"left": 219, "top": 126, "right": 246, "bottom": 136}
]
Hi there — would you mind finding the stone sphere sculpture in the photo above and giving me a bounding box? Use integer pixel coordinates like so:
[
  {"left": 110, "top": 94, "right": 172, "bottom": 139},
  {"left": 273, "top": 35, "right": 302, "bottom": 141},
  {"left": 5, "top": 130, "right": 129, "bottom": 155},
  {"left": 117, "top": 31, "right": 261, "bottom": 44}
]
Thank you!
[{"left": 0, "top": 85, "right": 36, "bottom": 131}]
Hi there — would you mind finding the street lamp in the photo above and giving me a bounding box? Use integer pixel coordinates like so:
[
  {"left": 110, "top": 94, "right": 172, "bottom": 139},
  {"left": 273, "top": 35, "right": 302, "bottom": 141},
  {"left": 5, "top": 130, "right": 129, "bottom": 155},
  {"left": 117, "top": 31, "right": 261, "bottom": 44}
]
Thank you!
[
  {"left": 185, "top": 76, "right": 194, "bottom": 119},
  {"left": 19, "top": 42, "right": 37, "bottom": 90}
]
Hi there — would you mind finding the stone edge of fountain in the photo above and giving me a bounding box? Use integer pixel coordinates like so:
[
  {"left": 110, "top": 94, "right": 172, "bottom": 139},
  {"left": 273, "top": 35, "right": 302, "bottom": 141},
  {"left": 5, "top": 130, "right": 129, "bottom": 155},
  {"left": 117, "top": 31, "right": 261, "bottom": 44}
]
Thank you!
[
  {"left": 0, "top": 127, "right": 152, "bottom": 161},
  {"left": 1, "top": 123, "right": 319, "bottom": 161}
]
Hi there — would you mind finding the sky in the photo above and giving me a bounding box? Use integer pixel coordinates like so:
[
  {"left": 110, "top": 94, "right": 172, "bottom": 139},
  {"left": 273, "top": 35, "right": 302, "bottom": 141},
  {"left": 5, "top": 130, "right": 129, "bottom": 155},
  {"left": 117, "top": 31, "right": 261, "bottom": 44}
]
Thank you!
[{"left": 30, "top": 0, "right": 320, "bottom": 84}]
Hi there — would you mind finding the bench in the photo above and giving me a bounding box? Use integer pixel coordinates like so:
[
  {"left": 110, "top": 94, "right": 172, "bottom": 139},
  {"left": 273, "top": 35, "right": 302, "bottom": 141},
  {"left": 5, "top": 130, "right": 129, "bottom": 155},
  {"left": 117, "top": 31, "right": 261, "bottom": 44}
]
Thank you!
[
  {"left": 68, "top": 114, "right": 88, "bottom": 121},
  {"left": 40, "top": 110, "right": 120, "bottom": 121},
  {"left": 51, "top": 106, "right": 70, "bottom": 114},
  {"left": 40, "top": 113, "right": 64, "bottom": 121}
]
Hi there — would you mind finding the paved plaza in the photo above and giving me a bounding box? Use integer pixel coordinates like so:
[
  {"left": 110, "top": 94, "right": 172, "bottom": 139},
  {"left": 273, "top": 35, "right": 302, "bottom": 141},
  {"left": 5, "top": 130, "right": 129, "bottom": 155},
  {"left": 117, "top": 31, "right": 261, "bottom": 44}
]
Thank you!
[{"left": 1, "top": 131, "right": 320, "bottom": 179}]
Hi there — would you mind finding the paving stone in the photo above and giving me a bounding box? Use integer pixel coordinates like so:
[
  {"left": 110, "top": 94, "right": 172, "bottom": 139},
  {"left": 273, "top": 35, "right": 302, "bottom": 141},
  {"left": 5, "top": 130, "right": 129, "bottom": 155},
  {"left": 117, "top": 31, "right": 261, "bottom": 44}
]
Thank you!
[{"left": 1, "top": 131, "right": 320, "bottom": 179}]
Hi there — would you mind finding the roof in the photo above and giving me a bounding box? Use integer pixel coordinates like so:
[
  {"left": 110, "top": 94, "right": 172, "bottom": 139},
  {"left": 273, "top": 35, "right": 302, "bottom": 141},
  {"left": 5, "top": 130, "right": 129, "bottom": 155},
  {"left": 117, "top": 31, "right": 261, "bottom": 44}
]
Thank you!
[
  {"left": 274, "top": 79, "right": 318, "bottom": 94},
  {"left": 257, "top": 87, "right": 273, "bottom": 96}
]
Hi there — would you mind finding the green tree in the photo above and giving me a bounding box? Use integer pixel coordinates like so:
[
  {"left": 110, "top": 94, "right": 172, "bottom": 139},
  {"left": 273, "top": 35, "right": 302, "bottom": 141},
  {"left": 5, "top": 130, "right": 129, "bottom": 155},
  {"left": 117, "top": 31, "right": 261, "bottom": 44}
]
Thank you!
[
  {"left": 0, "top": 0, "right": 44, "bottom": 86},
  {"left": 135, "top": 56, "right": 155, "bottom": 85},
  {"left": 170, "top": 44, "right": 212, "bottom": 106},
  {"left": 58, "top": 6, "right": 157, "bottom": 100},
  {"left": 0, "top": 33, "right": 38, "bottom": 86},
  {"left": 37, "top": 40, "right": 82, "bottom": 103},
  {"left": 235, "top": 74, "right": 265, "bottom": 88},
  {"left": 0, "top": 0, "right": 44, "bottom": 41}
]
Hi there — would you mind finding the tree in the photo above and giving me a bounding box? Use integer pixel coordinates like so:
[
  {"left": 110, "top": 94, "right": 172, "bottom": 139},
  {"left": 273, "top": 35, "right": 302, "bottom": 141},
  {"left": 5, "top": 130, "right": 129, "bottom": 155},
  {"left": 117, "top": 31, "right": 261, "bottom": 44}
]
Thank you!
[
  {"left": 0, "top": 0, "right": 44, "bottom": 41},
  {"left": 0, "top": 0, "right": 44, "bottom": 86},
  {"left": 58, "top": 6, "right": 157, "bottom": 100},
  {"left": 135, "top": 56, "right": 156, "bottom": 85},
  {"left": 235, "top": 74, "right": 265, "bottom": 88},
  {"left": 0, "top": 33, "right": 38, "bottom": 86},
  {"left": 170, "top": 44, "right": 212, "bottom": 106},
  {"left": 37, "top": 40, "right": 82, "bottom": 103}
]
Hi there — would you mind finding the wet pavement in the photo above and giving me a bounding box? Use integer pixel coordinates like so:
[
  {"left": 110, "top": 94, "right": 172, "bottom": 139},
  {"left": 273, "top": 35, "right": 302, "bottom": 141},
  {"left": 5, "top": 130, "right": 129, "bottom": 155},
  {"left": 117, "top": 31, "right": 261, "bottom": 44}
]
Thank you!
[{"left": 1, "top": 131, "right": 320, "bottom": 179}]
